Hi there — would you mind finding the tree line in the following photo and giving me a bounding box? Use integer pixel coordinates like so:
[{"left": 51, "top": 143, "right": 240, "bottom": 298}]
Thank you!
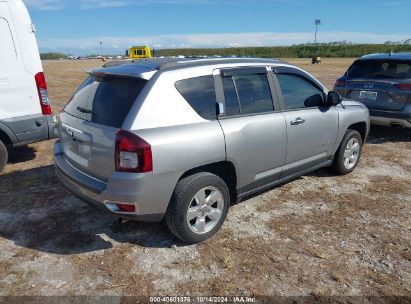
[
  {"left": 41, "top": 42, "right": 411, "bottom": 60},
  {"left": 40, "top": 52, "right": 66, "bottom": 60},
  {"left": 154, "top": 43, "right": 411, "bottom": 58}
]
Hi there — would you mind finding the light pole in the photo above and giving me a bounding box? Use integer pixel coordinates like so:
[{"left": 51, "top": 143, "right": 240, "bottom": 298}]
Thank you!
[
  {"left": 99, "top": 41, "right": 103, "bottom": 58},
  {"left": 314, "top": 19, "right": 321, "bottom": 44}
]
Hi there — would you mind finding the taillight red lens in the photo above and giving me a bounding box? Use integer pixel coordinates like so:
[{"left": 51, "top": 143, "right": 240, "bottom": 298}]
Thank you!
[
  {"left": 35, "top": 72, "right": 52, "bottom": 115},
  {"left": 116, "top": 203, "right": 136, "bottom": 213},
  {"left": 395, "top": 83, "right": 411, "bottom": 91},
  {"left": 335, "top": 79, "right": 347, "bottom": 86},
  {"left": 115, "top": 130, "right": 152, "bottom": 173}
]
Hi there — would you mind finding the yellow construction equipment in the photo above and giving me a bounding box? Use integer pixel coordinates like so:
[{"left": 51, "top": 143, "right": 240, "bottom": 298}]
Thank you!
[{"left": 129, "top": 46, "right": 152, "bottom": 60}]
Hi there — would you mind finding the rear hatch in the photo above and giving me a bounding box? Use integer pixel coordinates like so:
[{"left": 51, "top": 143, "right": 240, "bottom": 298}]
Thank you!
[
  {"left": 344, "top": 59, "right": 411, "bottom": 111},
  {"left": 59, "top": 73, "right": 147, "bottom": 181}
]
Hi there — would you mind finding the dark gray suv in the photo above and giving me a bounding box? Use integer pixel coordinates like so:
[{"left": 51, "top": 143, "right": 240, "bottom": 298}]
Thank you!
[{"left": 334, "top": 52, "right": 411, "bottom": 128}]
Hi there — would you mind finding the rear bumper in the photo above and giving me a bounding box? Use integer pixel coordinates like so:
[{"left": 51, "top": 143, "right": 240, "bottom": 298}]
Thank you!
[
  {"left": 369, "top": 110, "right": 411, "bottom": 128},
  {"left": 0, "top": 113, "right": 58, "bottom": 146},
  {"left": 53, "top": 140, "right": 174, "bottom": 222}
]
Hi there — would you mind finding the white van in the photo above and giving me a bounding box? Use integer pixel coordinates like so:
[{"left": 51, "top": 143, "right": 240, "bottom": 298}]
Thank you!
[{"left": 0, "top": 0, "right": 57, "bottom": 172}]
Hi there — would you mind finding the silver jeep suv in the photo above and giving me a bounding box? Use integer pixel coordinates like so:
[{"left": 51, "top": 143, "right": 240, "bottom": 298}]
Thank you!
[{"left": 54, "top": 58, "right": 370, "bottom": 243}]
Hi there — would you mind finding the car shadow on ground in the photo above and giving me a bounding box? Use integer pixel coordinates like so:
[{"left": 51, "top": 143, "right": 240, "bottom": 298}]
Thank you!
[
  {"left": 7, "top": 145, "right": 36, "bottom": 164},
  {"left": 309, "top": 125, "right": 410, "bottom": 179},
  {"left": 0, "top": 165, "right": 183, "bottom": 255},
  {"left": 366, "top": 125, "right": 411, "bottom": 144}
]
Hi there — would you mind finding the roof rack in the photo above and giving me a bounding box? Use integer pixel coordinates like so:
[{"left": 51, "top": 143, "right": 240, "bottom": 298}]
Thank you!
[{"left": 104, "top": 57, "right": 284, "bottom": 70}]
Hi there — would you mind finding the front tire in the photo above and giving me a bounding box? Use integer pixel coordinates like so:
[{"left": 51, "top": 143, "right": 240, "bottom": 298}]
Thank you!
[
  {"left": 331, "top": 129, "right": 362, "bottom": 175},
  {"left": 0, "top": 140, "right": 8, "bottom": 173},
  {"left": 165, "top": 172, "right": 230, "bottom": 244}
]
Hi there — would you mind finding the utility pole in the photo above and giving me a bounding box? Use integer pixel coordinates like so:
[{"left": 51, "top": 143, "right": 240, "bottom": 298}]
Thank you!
[
  {"left": 99, "top": 41, "right": 103, "bottom": 57},
  {"left": 314, "top": 19, "right": 321, "bottom": 44}
]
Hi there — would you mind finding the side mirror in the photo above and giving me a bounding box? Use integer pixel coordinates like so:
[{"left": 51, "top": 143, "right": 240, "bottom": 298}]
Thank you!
[{"left": 327, "top": 91, "right": 342, "bottom": 106}]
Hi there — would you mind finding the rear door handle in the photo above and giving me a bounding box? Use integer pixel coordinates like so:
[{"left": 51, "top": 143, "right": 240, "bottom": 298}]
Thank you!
[{"left": 290, "top": 118, "right": 306, "bottom": 125}]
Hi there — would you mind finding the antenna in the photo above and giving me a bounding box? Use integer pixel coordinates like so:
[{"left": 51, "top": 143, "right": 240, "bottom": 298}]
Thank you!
[{"left": 314, "top": 19, "right": 321, "bottom": 44}]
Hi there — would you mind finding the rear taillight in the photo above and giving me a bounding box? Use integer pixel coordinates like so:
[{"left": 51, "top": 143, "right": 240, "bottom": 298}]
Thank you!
[
  {"left": 35, "top": 72, "right": 52, "bottom": 115},
  {"left": 335, "top": 78, "right": 347, "bottom": 87},
  {"left": 395, "top": 83, "right": 411, "bottom": 91},
  {"left": 115, "top": 130, "right": 152, "bottom": 173}
]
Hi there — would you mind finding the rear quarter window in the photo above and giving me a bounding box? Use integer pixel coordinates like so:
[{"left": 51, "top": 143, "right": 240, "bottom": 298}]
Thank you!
[
  {"left": 64, "top": 76, "right": 147, "bottom": 128},
  {"left": 175, "top": 75, "right": 217, "bottom": 120}
]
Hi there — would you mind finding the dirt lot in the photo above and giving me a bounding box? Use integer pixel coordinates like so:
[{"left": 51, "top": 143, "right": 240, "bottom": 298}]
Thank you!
[{"left": 0, "top": 58, "right": 410, "bottom": 299}]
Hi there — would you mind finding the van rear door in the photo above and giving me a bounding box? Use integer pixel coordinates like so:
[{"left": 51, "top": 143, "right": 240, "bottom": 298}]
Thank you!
[
  {"left": 59, "top": 74, "right": 147, "bottom": 181},
  {"left": 0, "top": 0, "right": 44, "bottom": 119}
]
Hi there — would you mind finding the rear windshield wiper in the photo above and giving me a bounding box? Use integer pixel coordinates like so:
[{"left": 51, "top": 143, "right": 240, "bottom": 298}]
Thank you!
[{"left": 77, "top": 106, "right": 93, "bottom": 114}]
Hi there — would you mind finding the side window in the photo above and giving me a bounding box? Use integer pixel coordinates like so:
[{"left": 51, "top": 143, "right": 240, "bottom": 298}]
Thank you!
[
  {"left": 222, "top": 77, "right": 240, "bottom": 116},
  {"left": 175, "top": 75, "right": 217, "bottom": 120},
  {"left": 276, "top": 74, "right": 324, "bottom": 110},
  {"left": 0, "top": 18, "right": 16, "bottom": 69},
  {"left": 222, "top": 73, "right": 274, "bottom": 116}
]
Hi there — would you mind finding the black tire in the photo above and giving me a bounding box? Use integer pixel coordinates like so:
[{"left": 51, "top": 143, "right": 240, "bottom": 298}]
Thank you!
[
  {"left": 331, "top": 129, "right": 362, "bottom": 175},
  {"left": 165, "top": 172, "right": 230, "bottom": 244},
  {"left": 0, "top": 140, "right": 8, "bottom": 173}
]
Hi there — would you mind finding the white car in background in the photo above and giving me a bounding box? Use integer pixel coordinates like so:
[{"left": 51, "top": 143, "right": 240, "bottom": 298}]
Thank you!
[{"left": 0, "top": 0, "right": 57, "bottom": 172}]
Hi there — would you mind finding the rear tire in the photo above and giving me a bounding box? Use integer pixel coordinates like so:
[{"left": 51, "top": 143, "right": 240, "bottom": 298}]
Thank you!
[
  {"left": 0, "top": 140, "right": 8, "bottom": 173},
  {"left": 165, "top": 172, "right": 230, "bottom": 244},
  {"left": 331, "top": 129, "right": 362, "bottom": 175}
]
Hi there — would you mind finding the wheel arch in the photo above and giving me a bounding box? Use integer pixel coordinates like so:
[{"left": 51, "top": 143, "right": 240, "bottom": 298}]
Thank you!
[
  {"left": 347, "top": 121, "right": 368, "bottom": 143},
  {"left": 179, "top": 161, "right": 238, "bottom": 204},
  {"left": 0, "top": 122, "right": 17, "bottom": 146}
]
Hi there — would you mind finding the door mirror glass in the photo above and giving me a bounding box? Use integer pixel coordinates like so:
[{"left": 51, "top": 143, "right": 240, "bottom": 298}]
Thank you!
[{"left": 327, "top": 91, "right": 342, "bottom": 106}]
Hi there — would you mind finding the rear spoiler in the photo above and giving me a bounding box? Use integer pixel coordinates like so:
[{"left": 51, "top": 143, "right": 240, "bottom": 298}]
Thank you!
[{"left": 87, "top": 65, "right": 156, "bottom": 80}]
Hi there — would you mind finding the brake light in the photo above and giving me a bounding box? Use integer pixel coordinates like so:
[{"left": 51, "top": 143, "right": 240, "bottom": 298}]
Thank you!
[
  {"left": 335, "top": 78, "right": 346, "bottom": 87},
  {"left": 35, "top": 72, "right": 52, "bottom": 115},
  {"left": 395, "top": 83, "right": 411, "bottom": 91},
  {"left": 115, "top": 130, "right": 152, "bottom": 173}
]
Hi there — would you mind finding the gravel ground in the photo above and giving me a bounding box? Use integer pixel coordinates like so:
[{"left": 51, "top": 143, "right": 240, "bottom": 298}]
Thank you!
[{"left": 0, "top": 58, "right": 410, "bottom": 300}]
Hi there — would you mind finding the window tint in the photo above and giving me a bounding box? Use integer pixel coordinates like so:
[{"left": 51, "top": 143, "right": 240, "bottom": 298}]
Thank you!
[
  {"left": 222, "top": 77, "right": 240, "bottom": 116},
  {"left": 234, "top": 74, "right": 274, "bottom": 114},
  {"left": 64, "top": 76, "right": 147, "bottom": 128},
  {"left": 277, "top": 74, "right": 324, "bottom": 110},
  {"left": 64, "top": 77, "right": 94, "bottom": 120},
  {"left": 349, "top": 60, "right": 411, "bottom": 79},
  {"left": 222, "top": 73, "right": 274, "bottom": 116},
  {"left": 175, "top": 76, "right": 217, "bottom": 120},
  {"left": 0, "top": 18, "right": 16, "bottom": 69}
]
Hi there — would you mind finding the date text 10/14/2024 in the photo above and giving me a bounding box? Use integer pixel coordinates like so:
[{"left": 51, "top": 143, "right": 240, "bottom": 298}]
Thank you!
[{"left": 149, "top": 296, "right": 256, "bottom": 303}]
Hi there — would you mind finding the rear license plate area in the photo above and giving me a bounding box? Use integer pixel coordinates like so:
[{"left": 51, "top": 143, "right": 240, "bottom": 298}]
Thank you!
[{"left": 359, "top": 91, "right": 378, "bottom": 101}]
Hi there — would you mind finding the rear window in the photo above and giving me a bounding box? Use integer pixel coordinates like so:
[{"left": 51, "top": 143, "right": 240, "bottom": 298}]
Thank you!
[
  {"left": 349, "top": 60, "right": 411, "bottom": 79},
  {"left": 135, "top": 49, "right": 144, "bottom": 56},
  {"left": 64, "top": 75, "right": 147, "bottom": 128},
  {"left": 175, "top": 76, "right": 217, "bottom": 120}
]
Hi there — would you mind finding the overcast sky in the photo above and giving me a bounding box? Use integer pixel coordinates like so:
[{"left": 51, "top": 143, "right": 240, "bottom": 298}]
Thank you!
[{"left": 24, "top": 0, "right": 411, "bottom": 55}]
